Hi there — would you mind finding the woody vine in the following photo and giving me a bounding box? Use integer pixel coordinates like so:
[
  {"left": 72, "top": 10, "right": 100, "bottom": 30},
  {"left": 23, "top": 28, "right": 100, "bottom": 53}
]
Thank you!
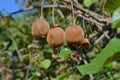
[{"left": 0, "top": 0, "right": 120, "bottom": 80}]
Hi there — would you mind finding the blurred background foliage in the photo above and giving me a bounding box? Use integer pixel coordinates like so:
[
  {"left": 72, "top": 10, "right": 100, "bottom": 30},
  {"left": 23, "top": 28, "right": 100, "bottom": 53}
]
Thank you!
[{"left": 0, "top": 0, "right": 120, "bottom": 80}]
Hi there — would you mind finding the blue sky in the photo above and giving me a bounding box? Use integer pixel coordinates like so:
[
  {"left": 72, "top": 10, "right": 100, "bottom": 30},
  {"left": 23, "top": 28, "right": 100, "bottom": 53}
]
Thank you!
[{"left": 0, "top": 0, "right": 22, "bottom": 15}]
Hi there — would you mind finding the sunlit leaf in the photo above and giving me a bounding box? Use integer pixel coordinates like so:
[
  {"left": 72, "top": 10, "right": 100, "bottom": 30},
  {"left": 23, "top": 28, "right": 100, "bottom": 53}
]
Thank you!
[
  {"left": 41, "top": 59, "right": 51, "bottom": 69},
  {"left": 104, "top": 0, "right": 120, "bottom": 13},
  {"left": 59, "top": 48, "right": 72, "bottom": 59},
  {"left": 104, "top": 52, "right": 120, "bottom": 64},
  {"left": 56, "top": 72, "right": 73, "bottom": 80},
  {"left": 32, "top": 72, "right": 40, "bottom": 77},
  {"left": 84, "top": 0, "right": 98, "bottom": 7},
  {"left": 112, "top": 7, "right": 120, "bottom": 28},
  {"left": 77, "top": 38, "right": 120, "bottom": 75},
  {"left": 9, "top": 38, "right": 20, "bottom": 51}
]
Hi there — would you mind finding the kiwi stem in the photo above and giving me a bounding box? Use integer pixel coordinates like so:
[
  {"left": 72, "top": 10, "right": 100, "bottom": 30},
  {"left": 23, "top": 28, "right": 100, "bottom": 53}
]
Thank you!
[
  {"left": 40, "top": 0, "right": 44, "bottom": 17},
  {"left": 52, "top": 0, "right": 56, "bottom": 26},
  {"left": 71, "top": 1, "right": 75, "bottom": 25}
]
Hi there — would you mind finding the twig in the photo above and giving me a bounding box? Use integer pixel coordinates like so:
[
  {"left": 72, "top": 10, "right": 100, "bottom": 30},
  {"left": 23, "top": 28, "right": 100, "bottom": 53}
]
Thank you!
[
  {"left": 103, "top": 31, "right": 110, "bottom": 39},
  {"left": 29, "top": 52, "right": 41, "bottom": 68},
  {"left": 73, "top": 0, "right": 105, "bottom": 21},
  {"left": 71, "top": 1, "right": 75, "bottom": 25},
  {"left": 0, "top": 7, "right": 33, "bottom": 19},
  {"left": 0, "top": 5, "right": 65, "bottom": 19},
  {"left": 57, "top": 8, "right": 65, "bottom": 18},
  {"left": 62, "top": 0, "right": 108, "bottom": 23},
  {"left": 76, "top": 13, "right": 105, "bottom": 26},
  {"left": 94, "top": 31, "right": 109, "bottom": 44},
  {"left": 11, "top": 37, "right": 22, "bottom": 62},
  {"left": 52, "top": 0, "right": 56, "bottom": 26},
  {"left": 24, "top": 63, "right": 32, "bottom": 80},
  {"left": 54, "top": 1, "right": 65, "bottom": 19},
  {"left": 40, "top": 0, "right": 44, "bottom": 17},
  {"left": 0, "top": 1, "right": 110, "bottom": 27},
  {"left": 63, "top": 2, "right": 105, "bottom": 26},
  {"left": 24, "top": 52, "right": 33, "bottom": 80},
  {"left": 82, "top": 17, "right": 85, "bottom": 31},
  {"left": 67, "top": 75, "right": 73, "bottom": 80}
]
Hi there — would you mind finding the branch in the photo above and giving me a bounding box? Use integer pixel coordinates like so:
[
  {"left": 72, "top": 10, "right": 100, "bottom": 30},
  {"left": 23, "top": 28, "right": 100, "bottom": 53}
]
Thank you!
[
  {"left": 62, "top": 0, "right": 112, "bottom": 27},
  {"left": 94, "top": 31, "right": 109, "bottom": 44},
  {"left": 0, "top": 1, "right": 111, "bottom": 27},
  {"left": 0, "top": 5, "right": 65, "bottom": 19},
  {"left": 11, "top": 37, "right": 22, "bottom": 62},
  {"left": 62, "top": 2, "right": 105, "bottom": 26},
  {"left": 62, "top": 0, "right": 109, "bottom": 23},
  {"left": 24, "top": 63, "right": 32, "bottom": 80}
]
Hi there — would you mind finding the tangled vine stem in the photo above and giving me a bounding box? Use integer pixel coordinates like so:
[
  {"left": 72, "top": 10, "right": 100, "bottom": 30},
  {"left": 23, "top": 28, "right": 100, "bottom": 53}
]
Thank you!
[
  {"left": 40, "top": 0, "right": 44, "bottom": 17},
  {"left": 71, "top": 1, "right": 75, "bottom": 25},
  {"left": 11, "top": 37, "right": 22, "bottom": 62},
  {"left": 0, "top": 1, "right": 111, "bottom": 27},
  {"left": 62, "top": 0, "right": 109, "bottom": 22},
  {"left": 52, "top": 0, "right": 57, "bottom": 26}
]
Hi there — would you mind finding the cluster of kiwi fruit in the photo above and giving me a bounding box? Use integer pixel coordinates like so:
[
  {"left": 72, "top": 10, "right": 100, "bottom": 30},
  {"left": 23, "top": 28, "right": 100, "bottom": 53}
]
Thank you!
[
  {"left": 31, "top": 0, "right": 90, "bottom": 58},
  {"left": 32, "top": 16, "right": 90, "bottom": 58}
]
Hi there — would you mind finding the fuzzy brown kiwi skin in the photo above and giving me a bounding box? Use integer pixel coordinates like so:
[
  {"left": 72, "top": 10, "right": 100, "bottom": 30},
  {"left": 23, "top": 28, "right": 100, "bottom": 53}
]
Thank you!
[
  {"left": 47, "top": 27, "right": 65, "bottom": 58},
  {"left": 32, "top": 17, "right": 50, "bottom": 45},
  {"left": 32, "top": 17, "right": 50, "bottom": 37},
  {"left": 81, "top": 38, "right": 90, "bottom": 45},
  {"left": 65, "top": 25, "right": 84, "bottom": 43},
  {"left": 47, "top": 27, "right": 65, "bottom": 46},
  {"left": 81, "top": 38, "right": 90, "bottom": 50},
  {"left": 65, "top": 25, "right": 84, "bottom": 50}
]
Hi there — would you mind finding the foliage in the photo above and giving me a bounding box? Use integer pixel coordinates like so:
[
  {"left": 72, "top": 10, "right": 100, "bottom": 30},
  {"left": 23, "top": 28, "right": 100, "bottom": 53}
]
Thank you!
[
  {"left": 104, "top": 0, "right": 120, "bottom": 13},
  {"left": 0, "top": 0, "right": 120, "bottom": 80},
  {"left": 77, "top": 38, "right": 120, "bottom": 75},
  {"left": 84, "top": 0, "right": 98, "bottom": 7},
  {"left": 112, "top": 7, "right": 120, "bottom": 28}
]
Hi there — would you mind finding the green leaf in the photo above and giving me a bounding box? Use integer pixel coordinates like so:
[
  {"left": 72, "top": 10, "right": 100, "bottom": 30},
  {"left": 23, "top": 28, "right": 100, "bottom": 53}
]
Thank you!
[
  {"left": 59, "top": 48, "right": 72, "bottom": 59},
  {"left": 28, "top": 75, "right": 34, "bottom": 80},
  {"left": 41, "top": 59, "right": 51, "bottom": 69},
  {"left": 112, "top": 7, "right": 120, "bottom": 28},
  {"left": 9, "top": 38, "right": 20, "bottom": 51},
  {"left": 56, "top": 72, "right": 73, "bottom": 80},
  {"left": 32, "top": 72, "right": 40, "bottom": 77},
  {"left": 84, "top": 0, "right": 98, "bottom": 7},
  {"left": 77, "top": 63, "right": 101, "bottom": 75},
  {"left": 104, "top": 52, "right": 120, "bottom": 65},
  {"left": 104, "top": 0, "right": 120, "bottom": 13},
  {"left": 77, "top": 38, "right": 120, "bottom": 75}
]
